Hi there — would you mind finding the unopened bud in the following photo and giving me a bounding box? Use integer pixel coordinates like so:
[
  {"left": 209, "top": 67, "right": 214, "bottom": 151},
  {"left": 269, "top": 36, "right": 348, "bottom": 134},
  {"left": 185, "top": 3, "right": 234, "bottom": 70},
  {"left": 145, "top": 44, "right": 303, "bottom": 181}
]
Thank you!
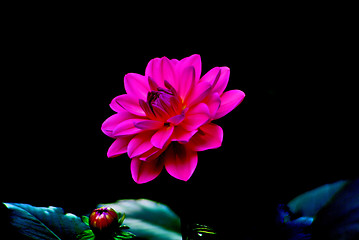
[{"left": 89, "top": 207, "right": 119, "bottom": 236}]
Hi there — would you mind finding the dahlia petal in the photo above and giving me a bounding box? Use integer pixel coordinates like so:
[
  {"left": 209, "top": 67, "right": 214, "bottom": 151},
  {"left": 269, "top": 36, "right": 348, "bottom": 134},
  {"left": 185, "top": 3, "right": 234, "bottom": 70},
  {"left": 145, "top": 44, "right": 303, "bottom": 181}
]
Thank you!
[
  {"left": 138, "top": 147, "right": 160, "bottom": 161},
  {"left": 178, "top": 66, "right": 195, "bottom": 101},
  {"left": 170, "top": 58, "right": 179, "bottom": 65},
  {"left": 110, "top": 94, "right": 146, "bottom": 117},
  {"left": 200, "top": 67, "right": 230, "bottom": 95},
  {"left": 151, "top": 125, "right": 174, "bottom": 149},
  {"left": 164, "top": 143, "right": 198, "bottom": 181},
  {"left": 206, "top": 92, "right": 221, "bottom": 119},
  {"left": 131, "top": 157, "right": 164, "bottom": 184},
  {"left": 161, "top": 57, "right": 176, "bottom": 87},
  {"left": 124, "top": 73, "right": 149, "bottom": 100},
  {"left": 151, "top": 105, "right": 170, "bottom": 120},
  {"left": 107, "top": 136, "right": 132, "bottom": 158},
  {"left": 147, "top": 76, "right": 159, "bottom": 91},
  {"left": 181, "top": 103, "right": 210, "bottom": 131},
  {"left": 134, "top": 120, "right": 164, "bottom": 130},
  {"left": 139, "top": 142, "right": 170, "bottom": 161},
  {"left": 145, "top": 58, "right": 165, "bottom": 88},
  {"left": 101, "top": 111, "right": 136, "bottom": 137},
  {"left": 185, "top": 81, "right": 212, "bottom": 107},
  {"left": 188, "top": 123, "right": 223, "bottom": 151},
  {"left": 212, "top": 67, "right": 230, "bottom": 95},
  {"left": 200, "top": 66, "right": 220, "bottom": 84},
  {"left": 167, "top": 113, "right": 185, "bottom": 125},
  {"left": 176, "top": 54, "right": 201, "bottom": 83},
  {"left": 139, "top": 99, "right": 156, "bottom": 119},
  {"left": 164, "top": 80, "right": 178, "bottom": 97},
  {"left": 171, "top": 126, "right": 197, "bottom": 143},
  {"left": 145, "top": 57, "right": 176, "bottom": 88},
  {"left": 157, "top": 95, "right": 177, "bottom": 116},
  {"left": 214, "top": 90, "right": 245, "bottom": 119},
  {"left": 127, "top": 131, "right": 155, "bottom": 158},
  {"left": 113, "top": 118, "right": 145, "bottom": 136},
  {"left": 109, "top": 95, "right": 125, "bottom": 112}
]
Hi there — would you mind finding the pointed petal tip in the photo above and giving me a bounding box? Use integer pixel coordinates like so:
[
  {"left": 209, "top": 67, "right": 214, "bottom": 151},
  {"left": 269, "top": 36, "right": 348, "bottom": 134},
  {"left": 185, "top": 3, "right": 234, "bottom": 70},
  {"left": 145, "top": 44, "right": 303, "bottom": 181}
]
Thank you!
[
  {"left": 151, "top": 125, "right": 174, "bottom": 149},
  {"left": 131, "top": 158, "right": 164, "bottom": 184},
  {"left": 164, "top": 143, "right": 198, "bottom": 181},
  {"left": 188, "top": 53, "right": 201, "bottom": 60},
  {"left": 214, "top": 89, "right": 245, "bottom": 119}
]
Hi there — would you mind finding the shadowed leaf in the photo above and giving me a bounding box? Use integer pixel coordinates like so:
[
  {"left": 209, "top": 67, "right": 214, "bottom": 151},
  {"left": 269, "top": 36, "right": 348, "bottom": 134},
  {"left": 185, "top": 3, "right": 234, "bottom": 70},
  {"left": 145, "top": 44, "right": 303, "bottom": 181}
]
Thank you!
[
  {"left": 97, "top": 199, "right": 181, "bottom": 240},
  {"left": 4, "top": 203, "right": 89, "bottom": 240}
]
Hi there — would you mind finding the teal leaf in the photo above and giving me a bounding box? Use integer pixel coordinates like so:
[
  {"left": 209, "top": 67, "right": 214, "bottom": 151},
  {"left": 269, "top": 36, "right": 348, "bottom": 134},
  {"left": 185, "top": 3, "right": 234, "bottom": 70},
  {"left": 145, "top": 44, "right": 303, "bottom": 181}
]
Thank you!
[
  {"left": 287, "top": 180, "right": 349, "bottom": 217},
  {"left": 284, "top": 179, "right": 359, "bottom": 240},
  {"left": 4, "top": 203, "right": 89, "bottom": 240},
  {"left": 97, "top": 199, "right": 182, "bottom": 240}
]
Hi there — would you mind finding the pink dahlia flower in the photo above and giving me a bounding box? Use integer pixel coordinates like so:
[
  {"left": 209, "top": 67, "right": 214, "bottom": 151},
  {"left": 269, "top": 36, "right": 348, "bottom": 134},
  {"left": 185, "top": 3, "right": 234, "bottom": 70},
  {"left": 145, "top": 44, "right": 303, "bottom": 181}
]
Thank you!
[{"left": 102, "top": 54, "right": 245, "bottom": 183}]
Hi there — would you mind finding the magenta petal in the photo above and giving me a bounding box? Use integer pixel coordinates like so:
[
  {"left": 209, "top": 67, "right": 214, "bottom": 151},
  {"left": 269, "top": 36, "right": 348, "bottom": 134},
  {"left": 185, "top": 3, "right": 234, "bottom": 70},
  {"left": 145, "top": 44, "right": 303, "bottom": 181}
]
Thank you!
[
  {"left": 188, "top": 123, "right": 223, "bottom": 151},
  {"left": 127, "top": 131, "right": 155, "bottom": 158},
  {"left": 181, "top": 103, "right": 210, "bottom": 131},
  {"left": 200, "top": 67, "right": 220, "bottom": 84},
  {"left": 131, "top": 157, "right": 164, "bottom": 184},
  {"left": 107, "top": 136, "right": 132, "bottom": 158},
  {"left": 161, "top": 57, "right": 176, "bottom": 88},
  {"left": 185, "top": 81, "right": 212, "bottom": 107},
  {"left": 171, "top": 126, "right": 197, "bottom": 143},
  {"left": 101, "top": 111, "right": 136, "bottom": 137},
  {"left": 139, "top": 99, "right": 156, "bottom": 119},
  {"left": 124, "top": 73, "right": 149, "bottom": 100},
  {"left": 138, "top": 147, "right": 160, "bottom": 161},
  {"left": 178, "top": 66, "right": 195, "bottom": 101},
  {"left": 147, "top": 76, "right": 159, "bottom": 91},
  {"left": 200, "top": 67, "right": 230, "bottom": 95},
  {"left": 167, "top": 113, "right": 185, "bottom": 125},
  {"left": 214, "top": 90, "right": 245, "bottom": 119},
  {"left": 145, "top": 58, "right": 164, "bottom": 88},
  {"left": 109, "top": 95, "right": 125, "bottom": 112},
  {"left": 164, "top": 143, "right": 198, "bottom": 181},
  {"left": 145, "top": 57, "right": 176, "bottom": 88},
  {"left": 212, "top": 67, "right": 230, "bottom": 95},
  {"left": 206, "top": 92, "right": 221, "bottom": 119},
  {"left": 176, "top": 54, "right": 202, "bottom": 83},
  {"left": 134, "top": 120, "right": 163, "bottom": 130},
  {"left": 111, "top": 94, "right": 146, "bottom": 117},
  {"left": 151, "top": 125, "right": 174, "bottom": 149},
  {"left": 113, "top": 119, "right": 145, "bottom": 136}
]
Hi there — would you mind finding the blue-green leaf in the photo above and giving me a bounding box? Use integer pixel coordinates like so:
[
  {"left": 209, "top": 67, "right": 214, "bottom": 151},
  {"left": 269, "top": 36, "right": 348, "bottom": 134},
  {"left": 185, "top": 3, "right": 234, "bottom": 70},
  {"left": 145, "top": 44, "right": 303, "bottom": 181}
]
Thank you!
[
  {"left": 288, "top": 180, "right": 349, "bottom": 217},
  {"left": 97, "top": 199, "right": 182, "bottom": 240},
  {"left": 285, "top": 179, "right": 359, "bottom": 240},
  {"left": 4, "top": 203, "right": 89, "bottom": 240}
]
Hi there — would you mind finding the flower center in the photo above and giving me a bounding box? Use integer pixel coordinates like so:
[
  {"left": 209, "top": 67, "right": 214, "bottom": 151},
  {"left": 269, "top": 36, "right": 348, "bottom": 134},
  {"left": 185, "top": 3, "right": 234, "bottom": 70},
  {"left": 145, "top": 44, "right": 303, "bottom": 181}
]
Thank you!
[{"left": 146, "top": 87, "right": 182, "bottom": 120}]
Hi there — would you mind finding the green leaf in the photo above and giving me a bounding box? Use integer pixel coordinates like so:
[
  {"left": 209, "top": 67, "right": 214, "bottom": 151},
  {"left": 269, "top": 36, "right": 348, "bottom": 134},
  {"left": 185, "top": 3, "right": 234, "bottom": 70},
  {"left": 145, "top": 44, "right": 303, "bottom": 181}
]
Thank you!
[
  {"left": 184, "top": 223, "right": 217, "bottom": 240},
  {"left": 81, "top": 216, "right": 89, "bottom": 226},
  {"left": 4, "top": 203, "right": 89, "bottom": 240},
  {"left": 97, "top": 199, "right": 182, "bottom": 240},
  {"left": 118, "top": 213, "right": 126, "bottom": 226},
  {"left": 76, "top": 229, "right": 95, "bottom": 240}
]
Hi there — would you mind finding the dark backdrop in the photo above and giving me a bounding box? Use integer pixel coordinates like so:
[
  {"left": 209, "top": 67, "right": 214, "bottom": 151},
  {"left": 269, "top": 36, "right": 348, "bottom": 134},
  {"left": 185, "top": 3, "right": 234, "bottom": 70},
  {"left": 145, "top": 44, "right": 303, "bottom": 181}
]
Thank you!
[{"left": 2, "top": 6, "right": 356, "bottom": 239}]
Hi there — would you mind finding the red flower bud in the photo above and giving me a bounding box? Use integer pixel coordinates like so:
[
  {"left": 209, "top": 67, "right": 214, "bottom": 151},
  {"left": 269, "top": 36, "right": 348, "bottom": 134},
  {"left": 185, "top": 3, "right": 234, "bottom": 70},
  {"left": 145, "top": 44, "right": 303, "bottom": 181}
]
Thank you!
[{"left": 89, "top": 207, "right": 119, "bottom": 236}]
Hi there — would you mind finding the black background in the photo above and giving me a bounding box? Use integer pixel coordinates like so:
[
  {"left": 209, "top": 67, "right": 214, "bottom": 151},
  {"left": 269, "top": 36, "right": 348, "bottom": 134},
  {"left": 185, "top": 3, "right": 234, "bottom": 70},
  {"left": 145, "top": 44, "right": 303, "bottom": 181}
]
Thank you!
[{"left": 1, "top": 4, "right": 357, "bottom": 239}]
